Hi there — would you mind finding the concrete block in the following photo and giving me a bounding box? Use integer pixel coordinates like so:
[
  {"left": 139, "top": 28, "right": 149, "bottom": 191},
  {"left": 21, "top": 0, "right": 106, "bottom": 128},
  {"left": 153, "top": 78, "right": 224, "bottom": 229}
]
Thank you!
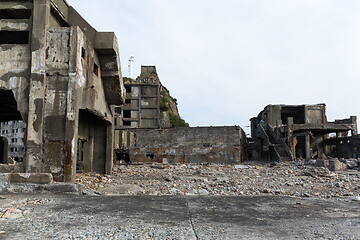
[
  {"left": 0, "top": 163, "right": 24, "bottom": 173},
  {"left": 328, "top": 159, "right": 346, "bottom": 172},
  {"left": 346, "top": 159, "right": 359, "bottom": 169},
  {"left": 37, "top": 183, "right": 83, "bottom": 194},
  {"left": 7, "top": 173, "right": 53, "bottom": 184},
  {"left": 316, "top": 159, "right": 329, "bottom": 168}
]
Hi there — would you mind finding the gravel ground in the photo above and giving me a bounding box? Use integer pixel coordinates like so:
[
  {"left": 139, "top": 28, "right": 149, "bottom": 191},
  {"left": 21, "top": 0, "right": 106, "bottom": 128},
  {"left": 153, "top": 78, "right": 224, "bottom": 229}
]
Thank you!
[
  {"left": 77, "top": 161, "right": 360, "bottom": 200},
  {"left": 0, "top": 195, "right": 359, "bottom": 240}
]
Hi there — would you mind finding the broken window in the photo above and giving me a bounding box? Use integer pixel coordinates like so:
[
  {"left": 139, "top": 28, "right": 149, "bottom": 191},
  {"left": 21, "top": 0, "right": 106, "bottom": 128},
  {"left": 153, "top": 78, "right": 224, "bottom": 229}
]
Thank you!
[
  {"left": 0, "top": 9, "right": 31, "bottom": 19},
  {"left": 125, "top": 86, "right": 131, "bottom": 93},
  {"left": 81, "top": 47, "right": 86, "bottom": 59},
  {"left": 123, "top": 121, "right": 131, "bottom": 126},
  {"left": 281, "top": 106, "right": 305, "bottom": 125},
  {"left": 114, "top": 107, "right": 122, "bottom": 115},
  {"left": 125, "top": 99, "right": 131, "bottom": 104},
  {"left": 93, "top": 62, "right": 99, "bottom": 76},
  {"left": 0, "top": 31, "right": 29, "bottom": 44},
  {"left": 123, "top": 110, "right": 131, "bottom": 118}
]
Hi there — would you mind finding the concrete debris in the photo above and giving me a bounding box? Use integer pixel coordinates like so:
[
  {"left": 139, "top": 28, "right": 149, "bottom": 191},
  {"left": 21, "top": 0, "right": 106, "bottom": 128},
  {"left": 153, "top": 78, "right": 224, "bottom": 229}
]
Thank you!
[
  {"left": 76, "top": 162, "right": 360, "bottom": 199},
  {"left": 352, "top": 196, "right": 360, "bottom": 201},
  {"left": 0, "top": 208, "right": 23, "bottom": 220},
  {"left": 249, "top": 104, "right": 358, "bottom": 162}
]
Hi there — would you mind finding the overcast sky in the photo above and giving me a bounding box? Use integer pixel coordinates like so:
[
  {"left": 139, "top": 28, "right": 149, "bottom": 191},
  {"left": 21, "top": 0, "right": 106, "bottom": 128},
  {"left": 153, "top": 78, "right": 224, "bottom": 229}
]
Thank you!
[{"left": 68, "top": 0, "right": 360, "bottom": 134}]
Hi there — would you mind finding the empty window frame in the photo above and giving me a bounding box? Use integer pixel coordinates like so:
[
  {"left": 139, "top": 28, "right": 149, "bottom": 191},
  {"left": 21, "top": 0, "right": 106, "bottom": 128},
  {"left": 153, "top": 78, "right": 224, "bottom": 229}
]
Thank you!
[
  {"left": 0, "top": 9, "right": 32, "bottom": 19},
  {"left": 114, "top": 107, "right": 122, "bottom": 115},
  {"left": 125, "top": 99, "right": 131, "bottom": 104},
  {"left": 81, "top": 47, "right": 86, "bottom": 59},
  {"left": 0, "top": 31, "right": 29, "bottom": 44},
  {"left": 125, "top": 86, "right": 131, "bottom": 93},
  {"left": 123, "top": 121, "right": 131, "bottom": 126},
  {"left": 123, "top": 110, "right": 131, "bottom": 118},
  {"left": 93, "top": 62, "right": 99, "bottom": 76}
]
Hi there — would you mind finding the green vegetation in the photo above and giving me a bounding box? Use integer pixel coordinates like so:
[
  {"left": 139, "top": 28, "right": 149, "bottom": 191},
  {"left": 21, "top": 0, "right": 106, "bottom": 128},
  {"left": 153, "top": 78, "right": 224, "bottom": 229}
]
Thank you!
[
  {"left": 169, "top": 113, "right": 189, "bottom": 127},
  {"left": 160, "top": 96, "right": 169, "bottom": 111},
  {"left": 160, "top": 87, "right": 188, "bottom": 127}
]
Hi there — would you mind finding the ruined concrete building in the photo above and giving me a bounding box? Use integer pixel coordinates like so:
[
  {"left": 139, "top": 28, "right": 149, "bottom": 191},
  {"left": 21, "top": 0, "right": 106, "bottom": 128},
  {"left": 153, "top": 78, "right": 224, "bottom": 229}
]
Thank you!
[
  {"left": 0, "top": 0, "right": 125, "bottom": 182},
  {"left": 114, "top": 66, "right": 161, "bottom": 129},
  {"left": 0, "top": 120, "right": 27, "bottom": 162},
  {"left": 114, "top": 66, "right": 246, "bottom": 164},
  {"left": 249, "top": 104, "right": 358, "bottom": 161}
]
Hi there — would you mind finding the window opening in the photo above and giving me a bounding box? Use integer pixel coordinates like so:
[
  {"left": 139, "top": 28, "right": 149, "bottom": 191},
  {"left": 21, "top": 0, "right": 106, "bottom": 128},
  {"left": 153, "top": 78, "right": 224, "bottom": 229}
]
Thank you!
[
  {"left": 0, "top": 9, "right": 32, "bottom": 19},
  {"left": 123, "top": 110, "right": 131, "bottom": 118},
  {"left": 123, "top": 121, "right": 131, "bottom": 126},
  {"left": 81, "top": 47, "right": 86, "bottom": 59},
  {"left": 0, "top": 31, "right": 29, "bottom": 44},
  {"left": 125, "top": 86, "right": 131, "bottom": 93},
  {"left": 93, "top": 62, "right": 99, "bottom": 76},
  {"left": 115, "top": 107, "right": 122, "bottom": 115}
]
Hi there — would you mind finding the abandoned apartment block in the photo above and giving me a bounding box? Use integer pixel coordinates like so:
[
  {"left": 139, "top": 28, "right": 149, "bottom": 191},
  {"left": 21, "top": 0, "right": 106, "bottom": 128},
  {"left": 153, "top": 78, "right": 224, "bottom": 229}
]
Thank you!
[
  {"left": 114, "top": 66, "right": 246, "bottom": 164},
  {"left": 0, "top": 0, "right": 125, "bottom": 182},
  {"left": 249, "top": 104, "right": 358, "bottom": 162},
  {"left": 0, "top": 120, "right": 27, "bottom": 163},
  {"left": 114, "top": 66, "right": 161, "bottom": 129}
]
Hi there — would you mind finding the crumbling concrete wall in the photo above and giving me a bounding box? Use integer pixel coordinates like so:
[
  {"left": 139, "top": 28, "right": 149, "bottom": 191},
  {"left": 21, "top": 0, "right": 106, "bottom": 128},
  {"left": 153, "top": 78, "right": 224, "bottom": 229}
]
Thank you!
[
  {"left": 115, "top": 126, "right": 245, "bottom": 164},
  {"left": 249, "top": 104, "right": 358, "bottom": 162},
  {"left": 0, "top": 0, "right": 124, "bottom": 182}
]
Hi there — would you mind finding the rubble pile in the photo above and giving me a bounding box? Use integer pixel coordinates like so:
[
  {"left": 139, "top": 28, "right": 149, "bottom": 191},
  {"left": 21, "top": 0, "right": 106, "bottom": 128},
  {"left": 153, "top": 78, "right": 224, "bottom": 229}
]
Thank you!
[{"left": 77, "top": 160, "right": 360, "bottom": 199}]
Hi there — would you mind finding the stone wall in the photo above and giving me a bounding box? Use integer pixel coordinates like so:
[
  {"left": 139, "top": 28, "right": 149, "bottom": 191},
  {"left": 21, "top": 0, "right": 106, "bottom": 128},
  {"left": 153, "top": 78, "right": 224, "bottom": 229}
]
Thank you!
[{"left": 115, "top": 126, "right": 246, "bottom": 164}]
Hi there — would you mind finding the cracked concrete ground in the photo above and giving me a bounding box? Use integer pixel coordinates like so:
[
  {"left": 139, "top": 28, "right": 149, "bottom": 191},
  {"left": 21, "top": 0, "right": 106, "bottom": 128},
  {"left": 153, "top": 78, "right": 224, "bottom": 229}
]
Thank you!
[{"left": 0, "top": 195, "right": 359, "bottom": 239}]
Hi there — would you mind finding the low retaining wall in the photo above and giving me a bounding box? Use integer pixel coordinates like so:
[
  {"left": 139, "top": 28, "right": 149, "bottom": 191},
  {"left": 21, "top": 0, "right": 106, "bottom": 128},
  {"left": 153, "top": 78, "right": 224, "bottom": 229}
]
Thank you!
[{"left": 115, "top": 126, "right": 246, "bottom": 164}]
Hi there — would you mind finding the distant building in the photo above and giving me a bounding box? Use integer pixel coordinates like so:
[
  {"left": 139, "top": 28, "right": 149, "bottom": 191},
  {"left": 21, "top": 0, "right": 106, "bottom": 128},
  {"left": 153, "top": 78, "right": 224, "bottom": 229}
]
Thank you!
[
  {"left": 0, "top": 121, "right": 26, "bottom": 162},
  {"left": 114, "top": 66, "right": 161, "bottom": 129},
  {"left": 249, "top": 104, "right": 357, "bottom": 161}
]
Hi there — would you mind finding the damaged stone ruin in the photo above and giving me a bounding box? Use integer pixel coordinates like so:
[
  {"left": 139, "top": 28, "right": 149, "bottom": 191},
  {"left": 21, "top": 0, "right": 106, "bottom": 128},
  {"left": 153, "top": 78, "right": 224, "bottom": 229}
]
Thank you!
[
  {"left": 0, "top": 0, "right": 125, "bottom": 182},
  {"left": 113, "top": 66, "right": 245, "bottom": 164},
  {"left": 248, "top": 104, "right": 359, "bottom": 171},
  {"left": 0, "top": 1, "right": 359, "bottom": 186}
]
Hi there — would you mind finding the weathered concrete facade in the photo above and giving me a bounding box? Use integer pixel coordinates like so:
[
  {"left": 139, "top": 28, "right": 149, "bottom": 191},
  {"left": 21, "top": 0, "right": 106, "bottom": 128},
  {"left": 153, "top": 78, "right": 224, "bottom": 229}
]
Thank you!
[
  {"left": 249, "top": 104, "right": 358, "bottom": 161},
  {"left": 0, "top": 0, "right": 125, "bottom": 182},
  {"left": 115, "top": 127, "right": 246, "bottom": 164}
]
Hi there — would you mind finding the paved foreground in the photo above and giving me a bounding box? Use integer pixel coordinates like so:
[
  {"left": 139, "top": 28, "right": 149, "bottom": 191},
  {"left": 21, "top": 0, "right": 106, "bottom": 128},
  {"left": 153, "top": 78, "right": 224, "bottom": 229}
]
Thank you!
[{"left": 0, "top": 195, "right": 359, "bottom": 240}]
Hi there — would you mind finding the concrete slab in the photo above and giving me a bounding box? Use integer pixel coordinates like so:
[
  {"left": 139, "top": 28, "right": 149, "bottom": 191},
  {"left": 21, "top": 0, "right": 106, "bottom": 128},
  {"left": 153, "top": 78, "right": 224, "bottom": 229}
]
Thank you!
[
  {"left": 0, "top": 195, "right": 358, "bottom": 239},
  {"left": 7, "top": 173, "right": 53, "bottom": 184}
]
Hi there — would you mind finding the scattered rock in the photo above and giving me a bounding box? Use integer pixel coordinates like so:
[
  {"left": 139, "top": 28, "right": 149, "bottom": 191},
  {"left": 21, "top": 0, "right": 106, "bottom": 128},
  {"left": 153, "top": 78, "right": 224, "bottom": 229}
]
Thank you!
[
  {"left": 198, "top": 189, "right": 209, "bottom": 195},
  {"left": 352, "top": 196, "right": 360, "bottom": 201},
  {"left": 329, "top": 159, "right": 346, "bottom": 172},
  {"left": 98, "top": 184, "right": 143, "bottom": 195},
  {"left": 76, "top": 162, "right": 360, "bottom": 199},
  {"left": 234, "top": 165, "right": 250, "bottom": 169},
  {"left": 346, "top": 159, "right": 359, "bottom": 169}
]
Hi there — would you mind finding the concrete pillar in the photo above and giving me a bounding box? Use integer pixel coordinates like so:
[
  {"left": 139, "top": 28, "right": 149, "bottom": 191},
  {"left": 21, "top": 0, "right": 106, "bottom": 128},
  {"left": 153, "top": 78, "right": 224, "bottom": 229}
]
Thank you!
[
  {"left": 26, "top": 0, "right": 50, "bottom": 173},
  {"left": 305, "top": 133, "right": 311, "bottom": 160},
  {"left": 106, "top": 123, "right": 114, "bottom": 175},
  {"left": 287, "top": 117, "right": 294, "bottom": 160},
  {"left": 351, "top": 116, "right": 357, "bottom": 135},
  {"left": 63, "top": 27, "right": 80, "bottom": 183}
]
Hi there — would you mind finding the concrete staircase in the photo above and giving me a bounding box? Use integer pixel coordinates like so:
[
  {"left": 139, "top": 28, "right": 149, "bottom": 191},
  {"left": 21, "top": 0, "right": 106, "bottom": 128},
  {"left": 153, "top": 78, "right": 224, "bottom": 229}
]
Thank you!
[{"left": 259, "top": 124, "right": 292, "bottom": 162}]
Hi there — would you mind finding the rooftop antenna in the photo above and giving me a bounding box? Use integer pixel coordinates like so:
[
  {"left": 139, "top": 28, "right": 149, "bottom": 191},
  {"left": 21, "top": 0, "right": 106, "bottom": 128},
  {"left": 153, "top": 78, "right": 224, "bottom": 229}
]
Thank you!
[{"left": 128, "top": 56, "right": 135, "bottom": 79}]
